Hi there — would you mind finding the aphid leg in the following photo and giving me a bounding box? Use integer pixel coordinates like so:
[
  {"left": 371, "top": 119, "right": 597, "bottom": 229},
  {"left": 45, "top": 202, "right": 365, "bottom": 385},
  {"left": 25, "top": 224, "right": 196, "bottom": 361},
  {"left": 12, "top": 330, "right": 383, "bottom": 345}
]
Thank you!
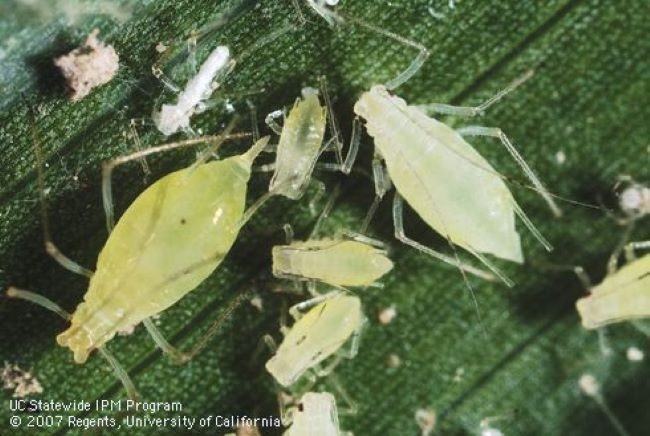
[
  {"left": 288, "top": 291, "right": 341, "bottom": 321},
  {"left": 142, "top": 291, "right": 249, "bottom": 364},
  {"left": 316, "top": 116, "right": 362, "bottom": 175},
  {"left": 283, "top": 223, "right": 294, "bottom": 244},
  {"left": 337, "top": 15, "right": 430, "bottom": 90},
  {"left": 102, "top": 122, "right": 247, "bottom": 231},
  {"left": 360, "top": 152, "right": 392, "bottom": 233},
  {"left": 456, "top": 125, "right": 562, "bottom": 217},
  {"left": 265, "top": 108, "right": 285, "bottom": 135},
  {"left": 418, "top": 70, "right": 534, "bottom": 117},
  {"left": 392, "top": 193, "right": 498, "bottom": 281},
  {"left": 314, "top": 317, "right": 364, "bottom": 377},
  {"left": 28, "top": 106, "right": 94, "bottom": 278},
  {"left": 290, "top": 0, "right": 307, "bottom": 25},
  {"left": 308, "top": 180, "right": 327, "bottom": 217},
  {"left": 6, "top": 287, "right": 138, "bottom": 400},
  {"left": 339, "top": 230, "right": 386, "bottom": 249},
  {"left": 97, "top": 347, "right": 139, "bottom": 402},
  {"left": 246, "top": 99, "right": 260, "bottom": 142},
  {"left": 578, "top": 374, "right": 631, "bottom": 436},
  {"left": 309, "top": 183, "right": 341, "bottom": 238},
  {"left": 151, "top": 63, "right": 182, "bottom": 94},
  {"left": 326, "top": 372, "right": 358, "bottom": 415},
  {"left": 606, "top": 224, "right": 635, "bottom": 274},
  {"left": 510, "top": 200, "right": 553, "bottom": 251},
  {"left": 305, "top": 0, "right": 342, "bottom": 26},
  {"left": 128, "top": 118, "right": 152, "bottom": 177},
  {"left": 263, "top": 334, "right": 279, "bottom": 353}
]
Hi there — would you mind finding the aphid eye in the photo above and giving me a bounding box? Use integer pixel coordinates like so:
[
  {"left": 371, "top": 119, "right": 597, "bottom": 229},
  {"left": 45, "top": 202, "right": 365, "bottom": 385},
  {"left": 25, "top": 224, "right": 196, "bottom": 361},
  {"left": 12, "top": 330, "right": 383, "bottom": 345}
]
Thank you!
[{"left": 297, "top": 403, "right": 304, "bottom": 412}]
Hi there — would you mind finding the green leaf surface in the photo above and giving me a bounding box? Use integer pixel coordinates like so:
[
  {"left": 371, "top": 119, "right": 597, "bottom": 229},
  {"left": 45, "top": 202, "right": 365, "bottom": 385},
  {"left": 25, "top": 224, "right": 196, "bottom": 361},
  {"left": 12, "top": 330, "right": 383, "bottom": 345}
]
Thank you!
[{"left": 1, "top": 0, "right": 649, "bottom": 435}]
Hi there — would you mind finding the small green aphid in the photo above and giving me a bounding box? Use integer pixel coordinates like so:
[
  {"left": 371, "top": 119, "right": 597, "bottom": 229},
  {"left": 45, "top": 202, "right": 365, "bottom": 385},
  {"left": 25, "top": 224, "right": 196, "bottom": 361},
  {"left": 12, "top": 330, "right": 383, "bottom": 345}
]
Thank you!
[
  {"left": 272, "top": 236, "right": 393, "bottom": 289},
  {"left": 8, "top": 112, "right": 271, "bottom": 398},
  {"left": 265, "top": 292, "right": 365, "bottom": 388},
  {"left": 272, "top": 186, "right": 393, "bottom": 290},
  {"left": 261, "top": 78, "right": 357, "bottom": 201},
  {"left": 576, "top": 240, "right": 650, "bottom": 329},
  {"left": 283, "top": 391, "right": 347, "bottom": 436}
]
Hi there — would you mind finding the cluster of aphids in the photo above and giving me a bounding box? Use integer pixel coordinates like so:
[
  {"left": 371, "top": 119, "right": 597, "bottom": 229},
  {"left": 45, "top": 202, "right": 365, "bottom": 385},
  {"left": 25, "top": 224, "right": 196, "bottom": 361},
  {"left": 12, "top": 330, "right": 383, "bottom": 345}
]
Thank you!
[{"left": 6, "top": 1, "right": 650, "bottom": 434}]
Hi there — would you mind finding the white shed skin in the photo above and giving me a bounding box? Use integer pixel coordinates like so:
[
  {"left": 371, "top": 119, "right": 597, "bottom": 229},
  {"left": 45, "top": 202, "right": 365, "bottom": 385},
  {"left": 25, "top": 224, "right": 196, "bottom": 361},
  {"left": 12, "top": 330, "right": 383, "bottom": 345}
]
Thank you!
[
  {"left": 354, "top": 85, "right": 523, "bottom": 263},
  {"left": 153, "top": 46, "right": 230, "bottom": 136}
]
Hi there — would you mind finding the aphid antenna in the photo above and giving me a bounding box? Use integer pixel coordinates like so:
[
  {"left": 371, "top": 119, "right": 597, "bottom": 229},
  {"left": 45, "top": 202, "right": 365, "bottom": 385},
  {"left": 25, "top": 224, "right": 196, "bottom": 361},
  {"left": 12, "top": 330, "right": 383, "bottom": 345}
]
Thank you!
[
  {"left": 25, "top": 100, "right": 94, "bottom": 278},
  {"left": 5, "top": 287, "right": 138, "bottom": 401},
  {"left": 152, "top": 0, "right": 257, "bottom": 74}
]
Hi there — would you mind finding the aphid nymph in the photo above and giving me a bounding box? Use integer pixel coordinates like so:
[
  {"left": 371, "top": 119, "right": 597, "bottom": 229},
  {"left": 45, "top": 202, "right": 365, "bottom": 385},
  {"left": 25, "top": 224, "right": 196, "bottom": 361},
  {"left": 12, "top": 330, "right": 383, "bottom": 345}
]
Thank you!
[{"left": 265, "top": 292, "right": 365, "bottom": 387}]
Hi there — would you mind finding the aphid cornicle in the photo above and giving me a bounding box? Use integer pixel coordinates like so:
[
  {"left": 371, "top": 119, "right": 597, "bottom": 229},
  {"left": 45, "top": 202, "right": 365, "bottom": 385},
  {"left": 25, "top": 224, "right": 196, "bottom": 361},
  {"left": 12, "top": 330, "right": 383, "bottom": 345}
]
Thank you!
[{"left": 266, "top": 292, "right": 365, "bottom": 388}]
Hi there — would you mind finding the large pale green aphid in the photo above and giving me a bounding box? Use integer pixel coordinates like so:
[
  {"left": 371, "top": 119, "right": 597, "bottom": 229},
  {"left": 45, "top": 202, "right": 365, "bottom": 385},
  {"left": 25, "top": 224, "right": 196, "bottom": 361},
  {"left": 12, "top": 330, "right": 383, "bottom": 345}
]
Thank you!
[
  {"left": 576, "top": 248, "right": 650, "bottom": 329},
  {"left": 265, "top": 292, "right": 365, "bottom": 388},
  {"left": 7, "top": 114, "right": 270, "bottom": 398},
  {"left": 354, "top": 77, "right": 561, "bottom": 286},
  {"left": 59, "top": 135, "right": 269, "bottom": 363}
]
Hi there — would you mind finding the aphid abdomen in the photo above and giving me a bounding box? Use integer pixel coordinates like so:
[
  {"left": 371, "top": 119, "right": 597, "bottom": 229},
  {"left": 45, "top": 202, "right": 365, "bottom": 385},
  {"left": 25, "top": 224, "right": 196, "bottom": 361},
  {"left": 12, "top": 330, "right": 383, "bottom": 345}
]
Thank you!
[
  {"left": 270, "top": 94, "right": 326, "bottom": 199},
  {"left": 355, "top": 86, "right": 523, "bottom": 263},
  {"left": 58, "top": 155, "right": 253, "bottom": 363},
  {"left": 576, "top": 255, "right": 650, "bottom": 328},
  {"left": 273, "top": 240, "right": 393, "bottom": 286},
  {"left": 266, "top": 295, "right": 362, "bottom": 387},
  {"left": 286, "top": 392, "right": 340, "bottom": 436}
]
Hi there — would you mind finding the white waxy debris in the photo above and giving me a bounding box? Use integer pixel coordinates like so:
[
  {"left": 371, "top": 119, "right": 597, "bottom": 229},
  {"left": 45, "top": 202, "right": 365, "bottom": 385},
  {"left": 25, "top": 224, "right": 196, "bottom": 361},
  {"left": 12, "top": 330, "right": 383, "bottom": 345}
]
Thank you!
[
  {"left": 386, "top": 353, "right": 401, "bottom": 368},
  {"left": 578, "top": 373, "right": 600, "bottom": 397},
  {"left": 155, "top": 42, "right": 168, "bottom": 53},
  {"left": 555, "top": 150, "right": 566, "bottom": 165},
  {"left": 249, "top": 295, "right": 264, "bottom": 312},
  {"left": 378, "top": 305, "right": 397, "bottom": 324},
  {"left": 2, "top": 362, "right": 43, "bottom": 398},
  {"left": 481, "top": 427, "right": 504, "bottom": 436},
  {"left": 453, "top": 367, "right": 465, "bottom": 382},
  {"left": 626, "top": 346, "right": 644, "bottom": 362},
  {"left": 415, "top": 408, "right": 436, "bottom": 436},
  {"left": 54, "top": 29, "right": 119, "bottom": 101}
]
